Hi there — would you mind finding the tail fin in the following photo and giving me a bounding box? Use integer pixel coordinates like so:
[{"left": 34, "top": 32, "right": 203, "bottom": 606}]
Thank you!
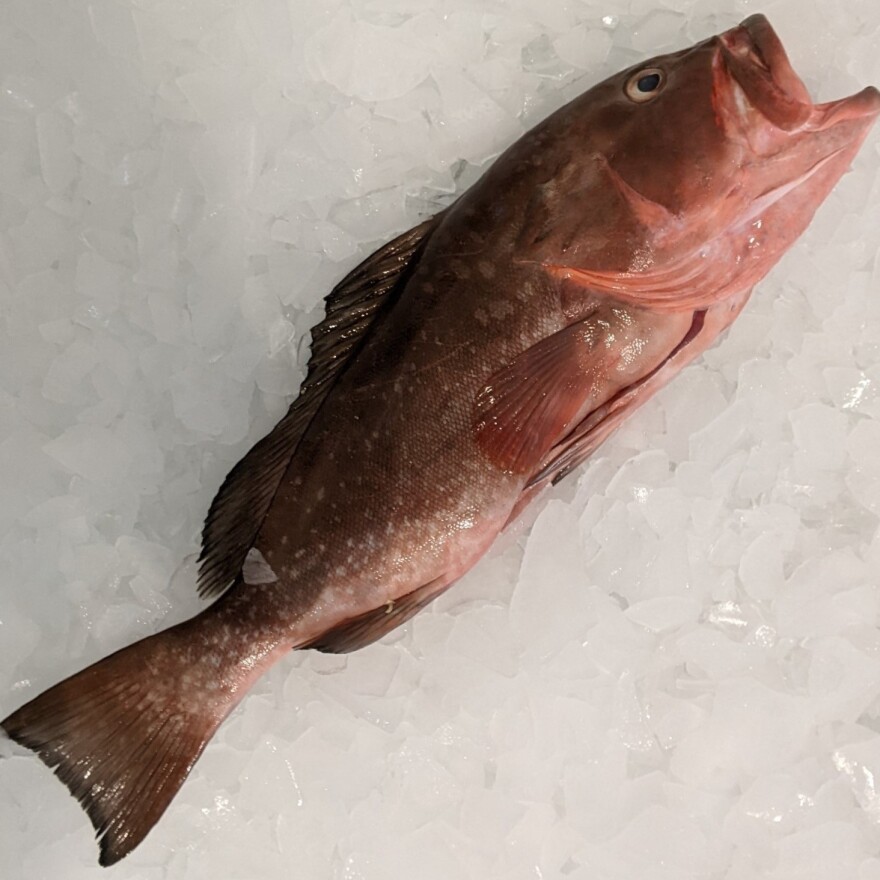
[{"left": 2, "top": 623, "right": 246, "bottom": 866}]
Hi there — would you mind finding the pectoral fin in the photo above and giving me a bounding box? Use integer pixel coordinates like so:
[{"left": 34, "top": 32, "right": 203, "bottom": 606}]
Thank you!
[
  {"left": 473, "top": 319, "right": 610, "bottom": 475},
  {"left": 526, "top": 307, "right": 709, "bottom": 489},
  {"left": 475, "top": 302, "right": 703, "bottom": 483}
]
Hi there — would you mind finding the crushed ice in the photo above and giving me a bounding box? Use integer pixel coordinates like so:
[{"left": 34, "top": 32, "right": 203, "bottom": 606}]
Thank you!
[{"left": 1, "top": 0, "right": 880, "bottom": 878}]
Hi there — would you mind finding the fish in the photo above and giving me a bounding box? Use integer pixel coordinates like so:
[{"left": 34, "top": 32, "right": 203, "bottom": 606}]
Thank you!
[{"left": 2, "top": 14, "right": 878, "bottom": 866}]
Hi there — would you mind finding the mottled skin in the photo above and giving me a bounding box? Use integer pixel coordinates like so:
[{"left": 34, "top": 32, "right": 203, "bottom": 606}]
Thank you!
[
  {"left": 3, "top": 15, "right": 879, "bottom": 866},
  {"left": 226, "top": 16, "right": 880, "bottom": 653}
]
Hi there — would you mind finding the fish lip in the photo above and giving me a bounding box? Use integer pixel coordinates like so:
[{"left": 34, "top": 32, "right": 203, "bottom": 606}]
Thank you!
[
  {"left": 732, "top": 15, "right": 812, "bottom": 107},
  {"left": 717, "top": 15, "right": 880, "bottom": 133},
  {"left": 811, "top": 85, "right": 880, "bottom": 129},
  {"left": 717, "top": 15, "right": 812, "bottom": 131}
]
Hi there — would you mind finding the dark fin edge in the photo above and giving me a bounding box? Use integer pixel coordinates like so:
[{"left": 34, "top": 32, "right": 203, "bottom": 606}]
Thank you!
[
  {"left": 1, "top": 629, "right": 226, "bottom": 866},
  {"left": 302, "top": 576, "right": 450, "bottom": 654},
  {"left": 197, "top": 214, "right": 443, "bottom": 599}
]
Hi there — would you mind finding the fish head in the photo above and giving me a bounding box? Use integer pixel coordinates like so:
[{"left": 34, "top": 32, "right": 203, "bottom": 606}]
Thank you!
[
  {"left": 704, "top": 15, "right": 880, "bottom": 262},
  {"left": 518, "top": 15, "right": 880, "bottom": 302}
]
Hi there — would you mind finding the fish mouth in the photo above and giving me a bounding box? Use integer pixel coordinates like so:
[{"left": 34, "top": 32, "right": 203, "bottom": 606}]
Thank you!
[{"left": 717, "top": 14, "right": 880, "bottom": 133}]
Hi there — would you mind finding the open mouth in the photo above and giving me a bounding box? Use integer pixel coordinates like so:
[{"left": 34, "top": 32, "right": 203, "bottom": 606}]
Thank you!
[
  {"left": 717, "top": 14, "right": 880, "bottom": 132},
  {"left": 718, "top": 15, "right": 812, "bottom": 131}
]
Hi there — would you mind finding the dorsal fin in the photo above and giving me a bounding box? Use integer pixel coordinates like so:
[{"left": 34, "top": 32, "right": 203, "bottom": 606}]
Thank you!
[{"left": 197, "top": 214, "right": 442, "bottom": 599}]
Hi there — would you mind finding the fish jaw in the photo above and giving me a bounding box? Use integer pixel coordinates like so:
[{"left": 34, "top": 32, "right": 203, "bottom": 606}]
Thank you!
[
  {"left": 696, "top": 17, "right": 878, "bottom": 303},
  {"left": 505, "top": 14, "right": 878, "bottom": 315},
  {"left": 716, "top": 14, "right": 812, "bottom": 133},
  {"left": 714, "top": 15, "right": 880, "bottom": 149}
]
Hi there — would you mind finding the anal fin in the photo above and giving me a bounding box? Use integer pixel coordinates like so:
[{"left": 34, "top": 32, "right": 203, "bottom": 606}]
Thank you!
[{"left": 301, "top": 577, "right": 450, "bottom": 654}]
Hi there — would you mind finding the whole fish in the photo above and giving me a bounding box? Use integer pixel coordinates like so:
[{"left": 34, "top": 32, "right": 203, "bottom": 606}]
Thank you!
[{"left": 3, "top": 14, "right": 879, "bottom": 866}]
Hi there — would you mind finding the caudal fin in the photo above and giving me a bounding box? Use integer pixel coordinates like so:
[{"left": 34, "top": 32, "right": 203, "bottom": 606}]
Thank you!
[{"left": 2, "top": 624, "right": 244, "bottom": 866}]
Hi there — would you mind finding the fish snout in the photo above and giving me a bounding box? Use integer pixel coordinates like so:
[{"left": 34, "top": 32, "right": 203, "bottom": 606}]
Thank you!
[{"left": 817, "top": 85, "right": 880, "bottom": 125}]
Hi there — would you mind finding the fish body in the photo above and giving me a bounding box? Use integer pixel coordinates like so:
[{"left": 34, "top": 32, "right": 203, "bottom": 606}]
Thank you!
[{"left": 3, "top": 15, "right": 879, "bottom": 866}]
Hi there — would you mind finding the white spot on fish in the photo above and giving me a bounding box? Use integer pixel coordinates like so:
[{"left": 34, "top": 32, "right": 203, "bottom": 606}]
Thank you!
[{"left": 489, "top": 300, "right": 514, "bottom": 321}]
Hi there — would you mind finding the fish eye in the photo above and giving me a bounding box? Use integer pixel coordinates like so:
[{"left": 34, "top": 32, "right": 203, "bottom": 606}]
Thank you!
[{"left": 625, "top": 67, "right": 665, "bottom": 103}]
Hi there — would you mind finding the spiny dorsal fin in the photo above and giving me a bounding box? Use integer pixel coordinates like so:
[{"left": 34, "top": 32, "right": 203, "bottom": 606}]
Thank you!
[{"left": 197, "top": 214, "right": 442, "bottom": 599}]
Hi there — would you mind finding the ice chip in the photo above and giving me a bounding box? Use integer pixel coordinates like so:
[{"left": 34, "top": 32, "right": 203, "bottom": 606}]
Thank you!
[
  {"left": 170, "top": 362, "right": 253, "bottom": 442},
  {"left": 553, "top": 26, "right": 613, "bottom": 70},
  {"left": 305, "top": 11, "right": 432, "bottom": 102},
  {"left": 43, "top": 423, "right": 133, "bottom": 487},
  {"left": 41, "top": 340, "right": 100, "bottom": 405},
  {"left": 808, "top": 636, "right": 880, "bottom": 723},
  {"left": 774, "top": 821, "right": 863, "bottom": 876},
  {"left": 846, "top": 420, "right": 880, "bottom": 514},
  {"left": 625, "top": 595, "right": 699, "bottom": 632},
  {"left": 433, "top": 69, "right": 519, "bottom": 164},
  {"left": 238, "top": 735, "right": 304, "bottom": 815},
  {"left": 630, "top": 11, "right": 688, "bottom": 53},
  {"left": 509, "top": 500, "right": 591, "bottom": 656},
  {"left": 832, "top": 738, "right": 880, "bottom": 822},
  {"left": 608, "top": 805, "right": 711, "bottom": 875},
  {"left": 790, "top": 402, "right": 848, "bottom": 471},
  {"left": 738, "top": 531, "right": 786, "bottom": 600},
  {"left": 314, "top": 220, "right": 359, "bottom": 262},
  {"left": 35, "top": 111, "right": 77, "bottom": 195}
]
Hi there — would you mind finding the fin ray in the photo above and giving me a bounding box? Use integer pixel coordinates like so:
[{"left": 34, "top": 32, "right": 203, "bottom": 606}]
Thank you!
[
  {"left": 197, "top": 214, "right": 442, "bottom": 599},
  {"left": 302, "top": 577, "right": 450, "bottom": 653},
  {"left": 473, "top": 319, "right": 612, "bottom": 475},
  {"left": 1, "top": 623, "right": 248, "bottom": 866}
]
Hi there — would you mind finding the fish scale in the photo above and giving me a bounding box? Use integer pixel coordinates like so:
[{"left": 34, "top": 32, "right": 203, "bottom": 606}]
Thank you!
[{"left": 2, "top": 13, "right": 879, "bottom": 867}]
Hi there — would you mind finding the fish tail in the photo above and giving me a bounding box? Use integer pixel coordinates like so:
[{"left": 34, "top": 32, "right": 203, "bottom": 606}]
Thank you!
[{"left": 1, "top": 602, "right": 283, "bottom": 866}]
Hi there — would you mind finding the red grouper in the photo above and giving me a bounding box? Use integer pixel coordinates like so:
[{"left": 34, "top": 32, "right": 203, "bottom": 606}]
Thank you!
[{"left": 3, "top": 14, "right": 879, "bottom": 866}]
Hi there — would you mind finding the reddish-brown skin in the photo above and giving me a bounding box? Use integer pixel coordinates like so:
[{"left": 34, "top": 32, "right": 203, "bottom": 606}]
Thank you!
[
  {"left": 228, "top": 15, "right": 880, "bottom": 657},
  {"left": 3, "top": 15, "right": 879, "bottom": 866}
]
